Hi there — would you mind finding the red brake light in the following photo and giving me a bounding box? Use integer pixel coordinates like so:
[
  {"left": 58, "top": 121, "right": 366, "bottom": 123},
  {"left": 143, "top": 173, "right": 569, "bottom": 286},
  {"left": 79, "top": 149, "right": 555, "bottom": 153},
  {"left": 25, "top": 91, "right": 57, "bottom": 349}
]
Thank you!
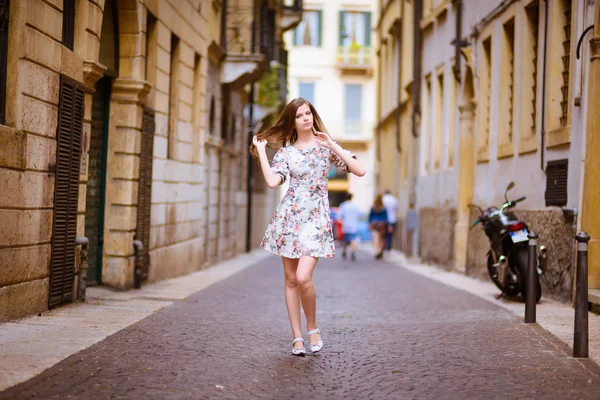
[{"left": 509, "top": 222, "right": 525, "bottom": 232}]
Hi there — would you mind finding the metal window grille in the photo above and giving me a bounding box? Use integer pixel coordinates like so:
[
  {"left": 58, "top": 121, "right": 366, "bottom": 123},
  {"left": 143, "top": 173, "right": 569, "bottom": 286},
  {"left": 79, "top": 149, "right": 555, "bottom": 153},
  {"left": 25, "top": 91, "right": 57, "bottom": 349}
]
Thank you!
[
  {"left": 0, "top": 0, "right": 9, "bottom": 125},
  {"left": 545, "top": 159, "right": 568, "bottom": 206},
  {"left": 50, "top": 76, "right": 84, "bottom": 307},
  {"left": 62, "top": 0, "right": 75, "bottom": 50}
]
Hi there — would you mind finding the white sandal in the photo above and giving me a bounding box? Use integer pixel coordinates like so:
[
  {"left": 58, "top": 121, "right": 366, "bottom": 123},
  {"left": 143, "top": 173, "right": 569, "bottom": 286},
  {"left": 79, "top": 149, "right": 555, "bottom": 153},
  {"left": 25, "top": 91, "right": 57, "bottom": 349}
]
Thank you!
[
  {"left": 292, "top": 337, "right": 306, "bottom": 356},
  {"left": 308, "top": 328, "right": 323, "bottom": 353}
]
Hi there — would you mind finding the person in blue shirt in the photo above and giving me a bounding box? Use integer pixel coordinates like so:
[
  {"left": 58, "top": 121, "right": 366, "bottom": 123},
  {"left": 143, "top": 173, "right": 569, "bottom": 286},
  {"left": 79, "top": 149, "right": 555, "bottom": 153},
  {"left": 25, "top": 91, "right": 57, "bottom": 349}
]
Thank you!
[
  {"left": 369, "top": 194, "right": 389, "bottom": 260},
  {"left": 338, "top": 193, "right": 361, "bottom": 261}
]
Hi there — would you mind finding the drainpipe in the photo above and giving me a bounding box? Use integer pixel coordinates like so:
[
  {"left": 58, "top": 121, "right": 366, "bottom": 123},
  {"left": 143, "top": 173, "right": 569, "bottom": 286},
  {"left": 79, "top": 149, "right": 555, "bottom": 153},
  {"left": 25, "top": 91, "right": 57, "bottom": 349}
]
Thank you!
[
  {"left": 453, "top": 0, "right": 463, "bottom": 83},
  {"left": 540, "top": 0, "right": 549, "bottom": 172},
  {"left": 410, "top": 0, "right": 422, "bottom": 209},
  {"left": 395, "top": 1, "right": 404, "bottom": 197},
  {"left": 375, "top": 9, "right": 383, "bottom": 195},
  {"left": 246, "top": 12, "right": 257, "bottom": 253},
  {"left": 411, "top": 0, "right": 422, "bottom": 140}
]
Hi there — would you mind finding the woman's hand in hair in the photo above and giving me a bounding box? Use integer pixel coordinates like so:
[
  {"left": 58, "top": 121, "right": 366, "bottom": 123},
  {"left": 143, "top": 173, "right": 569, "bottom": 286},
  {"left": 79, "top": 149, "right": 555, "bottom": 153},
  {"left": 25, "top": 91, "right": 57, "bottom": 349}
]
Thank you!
[
  {"left": 314, "top": 131, "right": 335, "bottom": 150},
  {"left": 252, "top": 135, "right": 268, "bottom": 152}
]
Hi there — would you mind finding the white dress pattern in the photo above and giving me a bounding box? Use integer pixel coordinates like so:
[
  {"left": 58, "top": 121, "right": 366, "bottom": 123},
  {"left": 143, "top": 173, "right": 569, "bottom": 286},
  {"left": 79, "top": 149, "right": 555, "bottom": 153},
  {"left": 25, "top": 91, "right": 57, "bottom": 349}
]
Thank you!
[{"left": 260, "top": 144, "right": 355, "bottom": 258}]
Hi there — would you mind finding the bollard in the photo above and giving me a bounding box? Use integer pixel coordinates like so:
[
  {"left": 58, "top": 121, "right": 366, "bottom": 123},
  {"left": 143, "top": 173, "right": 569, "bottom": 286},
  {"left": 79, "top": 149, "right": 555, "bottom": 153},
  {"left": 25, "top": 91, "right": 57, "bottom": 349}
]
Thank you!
[
  {"left": 525, "top": 231, "right": 538, "bottom": 323},
  {"left": 573, "top": 232, "right": 590, "bottom": 358},
  {"left": 133, "top": 240, "right": 144, "bottom": 289}
]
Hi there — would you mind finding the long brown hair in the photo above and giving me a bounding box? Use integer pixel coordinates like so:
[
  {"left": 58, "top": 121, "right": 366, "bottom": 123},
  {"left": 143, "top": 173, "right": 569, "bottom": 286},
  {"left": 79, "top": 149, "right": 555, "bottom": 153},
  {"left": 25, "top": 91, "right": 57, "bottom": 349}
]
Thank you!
[
  {"left": 373, "top": 194, "right": 384, "bottom": 210},
  {"left": 249, "top": 98, "right": 328, "bottom": 158}
]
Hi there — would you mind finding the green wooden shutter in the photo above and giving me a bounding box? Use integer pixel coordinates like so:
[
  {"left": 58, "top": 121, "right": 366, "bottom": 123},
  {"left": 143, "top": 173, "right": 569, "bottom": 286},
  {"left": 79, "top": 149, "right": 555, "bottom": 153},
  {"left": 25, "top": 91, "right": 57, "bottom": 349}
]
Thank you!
[
  {"left": 364, "top": 12, "right": 372, "bottom": 46},
  {"left": 317, "top": 10, "right": 323, "bottom": 46},
  {"left": 50, "top": 76, "right": 84, "bottom": 308},
  {"left": 339, "top": 11, "right": 346, "bottom": 46}
]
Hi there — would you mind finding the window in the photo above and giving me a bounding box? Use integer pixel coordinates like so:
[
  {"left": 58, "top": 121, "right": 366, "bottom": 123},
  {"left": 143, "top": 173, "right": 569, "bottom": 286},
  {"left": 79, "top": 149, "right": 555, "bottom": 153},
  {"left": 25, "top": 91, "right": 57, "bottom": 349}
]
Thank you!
[
  {"left": 298, "top": 82, "right": 315, "bottom": 105},
  {"left": 339, "top": 11, "right": 371, "bottom": 48},
  {"left": 62, "top": 0, "right": 75, "bottom": 50},
  {"left": 168, "top": 34, "right": 180, "bottom": 159},
  {"left": 545, "top": 0, "right": 574, "bottom": 146},
  {"left": 50, "top": 76, "right": 85, "bottom": 307},
  {"left": 519, "top": 0, "right": 540, "bottom": 155},
  {"left": 498, "top": 17, "right": 515, "bottom": 159},
  {"left": 434, "top": 71, "right": 444, "bottom": 170},
  {"left": 478, "top": 35, "right": 492, "bottom": 162},
  {"left": 422, "top": 75, "right": 432, "bottom": 174},
  {"left": 0, "top": 0, "right": 9, "bottom": 125},
  {"left": 344, "top": 84, "right": 362, "bottom": 135},
  {"left": 294, "top": 10, "right": 322, "bottom": 46}
]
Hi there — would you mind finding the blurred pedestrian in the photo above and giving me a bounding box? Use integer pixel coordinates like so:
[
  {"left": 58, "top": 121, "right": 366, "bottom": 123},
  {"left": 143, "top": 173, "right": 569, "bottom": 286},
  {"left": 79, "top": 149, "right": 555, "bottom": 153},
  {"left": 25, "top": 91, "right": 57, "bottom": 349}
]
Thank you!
[
  {"left": 338, "top": 193, "right": 361, "bottom": 261},
  {"left": 382, "top": 190, "right": 399, "bottom": 255},
  {"left": 369, "top": 194, "right": 389, "bottom": 259},
  {"left": 250, "top": 97, "right": 366, "bottom": 356}
]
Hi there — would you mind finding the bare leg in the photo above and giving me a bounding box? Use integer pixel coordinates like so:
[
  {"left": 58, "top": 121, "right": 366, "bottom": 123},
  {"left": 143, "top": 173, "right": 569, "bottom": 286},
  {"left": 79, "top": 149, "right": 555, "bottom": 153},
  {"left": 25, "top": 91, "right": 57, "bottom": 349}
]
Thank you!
[
  {"left": 371, "top": 230, "right": 380, "bottom": 255},
  {"left": 282, "top": 256, "right": 303, "bottom": 349},
  {"left": 296, "top": 256, "right": 321, "bottom": 344},
  {"left": 350, "top": 239, "right": 357, "bottom": 259}
]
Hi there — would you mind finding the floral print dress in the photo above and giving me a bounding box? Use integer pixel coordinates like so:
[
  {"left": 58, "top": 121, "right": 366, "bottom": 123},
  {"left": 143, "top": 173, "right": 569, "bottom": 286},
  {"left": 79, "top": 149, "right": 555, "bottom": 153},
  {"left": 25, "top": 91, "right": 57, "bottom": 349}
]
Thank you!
[{"left": 260, "top": 145, "right": 355, "bottom": 259}]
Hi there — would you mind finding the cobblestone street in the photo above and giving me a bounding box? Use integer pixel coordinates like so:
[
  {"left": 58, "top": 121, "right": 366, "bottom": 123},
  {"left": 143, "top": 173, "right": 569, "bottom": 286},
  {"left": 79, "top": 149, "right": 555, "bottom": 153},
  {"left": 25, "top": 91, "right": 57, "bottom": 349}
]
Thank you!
[{"left": 3, "top": 251, "right": 600, "bottom": 399}]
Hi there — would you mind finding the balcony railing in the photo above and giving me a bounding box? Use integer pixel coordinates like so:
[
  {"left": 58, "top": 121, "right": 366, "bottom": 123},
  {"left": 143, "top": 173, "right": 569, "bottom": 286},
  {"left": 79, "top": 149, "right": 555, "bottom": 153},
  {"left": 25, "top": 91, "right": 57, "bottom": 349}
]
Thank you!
[{"left": 336, "top": 46, "right": 374, "bottom": 68}]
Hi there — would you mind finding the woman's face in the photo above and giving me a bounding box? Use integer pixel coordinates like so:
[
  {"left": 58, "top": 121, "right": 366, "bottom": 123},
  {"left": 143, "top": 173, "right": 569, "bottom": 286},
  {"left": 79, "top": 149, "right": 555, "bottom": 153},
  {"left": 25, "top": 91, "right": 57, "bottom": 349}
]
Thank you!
[{"left": 294, "top": 103, "right": 313, "bottom": 134}]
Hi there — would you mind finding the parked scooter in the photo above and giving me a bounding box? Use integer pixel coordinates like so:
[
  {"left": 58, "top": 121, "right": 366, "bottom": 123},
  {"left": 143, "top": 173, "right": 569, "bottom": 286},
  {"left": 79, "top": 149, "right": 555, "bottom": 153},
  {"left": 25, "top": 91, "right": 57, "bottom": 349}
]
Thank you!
[{"left": 468, "top": 182, "right": 545, "bottom": 302}]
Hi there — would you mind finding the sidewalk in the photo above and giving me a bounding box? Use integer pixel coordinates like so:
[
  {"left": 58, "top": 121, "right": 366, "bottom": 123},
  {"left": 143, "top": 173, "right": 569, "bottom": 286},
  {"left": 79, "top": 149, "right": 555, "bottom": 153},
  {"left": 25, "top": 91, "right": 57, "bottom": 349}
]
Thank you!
[
  {"left": 379, "top": 245, "right": 600, "bottom": 365},
  {"left": 0, "top": 250, "right": 270, "bottom": 391}
]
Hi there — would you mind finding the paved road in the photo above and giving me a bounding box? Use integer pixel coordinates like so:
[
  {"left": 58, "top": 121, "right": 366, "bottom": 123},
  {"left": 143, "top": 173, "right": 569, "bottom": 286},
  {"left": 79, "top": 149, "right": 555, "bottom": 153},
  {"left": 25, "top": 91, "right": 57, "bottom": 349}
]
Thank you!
[{"left": 2, "top": 251, "right": 600, "bottom": 399}]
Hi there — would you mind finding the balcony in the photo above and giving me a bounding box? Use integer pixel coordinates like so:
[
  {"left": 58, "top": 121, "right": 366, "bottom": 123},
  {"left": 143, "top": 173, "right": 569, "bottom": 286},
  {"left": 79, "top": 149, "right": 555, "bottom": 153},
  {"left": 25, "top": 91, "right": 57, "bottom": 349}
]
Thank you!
[
  {"left": 280, "top": 0, "right": 303, "bottom": 32},
  {"left": 335, "top": 45, "right": 374, "bottom": 76},
  {"left": 221, "top": 2, "right": 274, "bottom": 88}
]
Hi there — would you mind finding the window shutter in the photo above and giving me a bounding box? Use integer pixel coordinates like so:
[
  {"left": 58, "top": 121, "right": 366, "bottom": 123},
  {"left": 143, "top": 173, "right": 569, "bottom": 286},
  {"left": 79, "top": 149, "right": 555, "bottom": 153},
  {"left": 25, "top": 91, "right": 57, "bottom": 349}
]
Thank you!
[
  {"left": 135, "top": 107, "right": 155, "bottom": 284},
  {"left": 339, "top": 11, "right": 346, "bottom": 46},
  {"left": 62, "top": 0, "right": 75, "bottom": 50},
  {"left": 50, "top": 76, "right": 84, "bottom": 308},
  {"left": 545, "top": 159, "right": 568, "bottom": 206},
  {"left": 364, "top": 12, "right": 372, "bottom": 46},
  {"left": 317, "top": 10, "right": 323, "bottom": 47},
  {"left": 0, "top": 0, "right": 9, "bottom": 125}
]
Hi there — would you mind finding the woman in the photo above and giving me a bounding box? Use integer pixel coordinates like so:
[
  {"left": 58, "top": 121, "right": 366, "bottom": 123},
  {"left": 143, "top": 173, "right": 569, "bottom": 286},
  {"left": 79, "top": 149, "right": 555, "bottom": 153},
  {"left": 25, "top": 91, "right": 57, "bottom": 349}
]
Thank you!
[
  {"left": 369, "top": 194, "right": 389, "bottom": 260},
  {"left": 251, "top": 98, "right": 366, "bottom": 356}
]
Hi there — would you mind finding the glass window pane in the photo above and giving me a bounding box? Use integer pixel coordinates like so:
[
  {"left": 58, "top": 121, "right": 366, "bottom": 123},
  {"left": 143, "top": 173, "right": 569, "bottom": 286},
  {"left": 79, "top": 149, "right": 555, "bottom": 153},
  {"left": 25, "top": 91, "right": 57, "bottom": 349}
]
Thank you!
[
  {"left": 299, "top": 82, "right": 315, "bottom": 105},
  {"left": 295, "top": 11, "right": 321, "bottom": 46},
  {"left": 345, "top": 84, "right": 362, "bottom": 120}
]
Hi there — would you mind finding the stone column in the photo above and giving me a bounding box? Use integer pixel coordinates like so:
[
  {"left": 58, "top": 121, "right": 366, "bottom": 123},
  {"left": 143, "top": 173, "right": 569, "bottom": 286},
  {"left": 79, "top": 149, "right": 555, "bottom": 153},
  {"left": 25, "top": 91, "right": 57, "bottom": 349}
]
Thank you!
[
  {"left": 580, "top": 7, "right": 600, "bottom": 289},
  {"left": 102, "top": 78, "right": 151, "bottom": 288},
  {"left": 453, "top": 102, "right": 476, "bottom": 273}
]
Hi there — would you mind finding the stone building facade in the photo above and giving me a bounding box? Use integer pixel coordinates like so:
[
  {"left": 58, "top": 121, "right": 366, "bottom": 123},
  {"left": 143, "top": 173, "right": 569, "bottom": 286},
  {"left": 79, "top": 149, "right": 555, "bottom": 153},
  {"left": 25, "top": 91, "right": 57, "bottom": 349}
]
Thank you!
[
  {"left": 0, "top": 0, "right": 301, "bottom": 321},
  {"left": 375, "top": 0, "right": 417, "bottom": 255},
  {"left": 376, "top": 0, "right": 600, "bottom": 303}
]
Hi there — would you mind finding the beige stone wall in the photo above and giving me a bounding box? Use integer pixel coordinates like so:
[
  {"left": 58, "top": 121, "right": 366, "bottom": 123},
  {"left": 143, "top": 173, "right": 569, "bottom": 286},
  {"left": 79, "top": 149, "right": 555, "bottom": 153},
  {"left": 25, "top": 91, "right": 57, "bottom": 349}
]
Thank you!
[
  {"left": 418, "top": 207, "right": 456, "bottom": 268},
  {"left": 1, "top": 0, "right": 284, "bottom": 321},
  {"left": 0, "top": 0, "right": 87, "bottom": 321}
]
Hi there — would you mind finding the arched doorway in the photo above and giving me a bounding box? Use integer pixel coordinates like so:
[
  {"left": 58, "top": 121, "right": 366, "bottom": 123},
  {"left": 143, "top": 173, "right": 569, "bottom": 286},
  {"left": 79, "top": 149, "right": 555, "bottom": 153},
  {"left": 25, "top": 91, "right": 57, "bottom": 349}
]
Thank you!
[
  {"left": 84, "top": 0, "right": 118, "bottom": 285},
  {"left": 453, "top": 66, "right": 476, "bottom": 272}
]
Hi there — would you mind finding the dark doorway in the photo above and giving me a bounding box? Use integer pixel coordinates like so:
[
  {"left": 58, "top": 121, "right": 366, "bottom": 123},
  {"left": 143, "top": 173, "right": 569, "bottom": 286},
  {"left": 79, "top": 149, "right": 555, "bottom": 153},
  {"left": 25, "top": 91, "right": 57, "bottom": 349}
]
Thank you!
[{"left": 84, "top": 77, "right": 111, "bottom": 285}]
